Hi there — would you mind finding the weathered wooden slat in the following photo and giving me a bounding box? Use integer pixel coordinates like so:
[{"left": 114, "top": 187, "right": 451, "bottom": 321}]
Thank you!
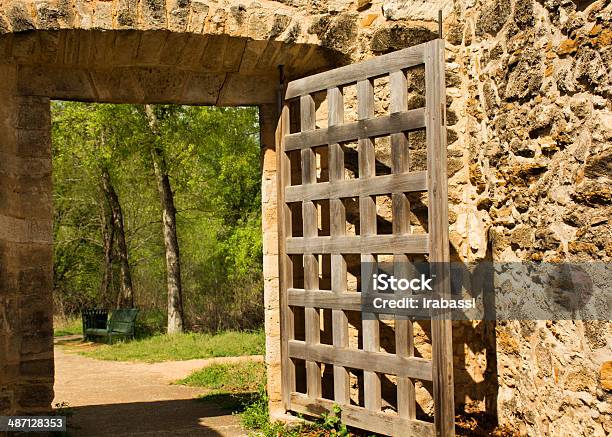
[
  {"left": 390, "top": 68, "right": 417, "bottom": 421},
  {"left": 301, "top": 93, "right": 323, "bottom": 400},
  {"left": 277, "top": 102, "right": 295, "bottom": 408},
  {"left": 288, "top": 341, "right": 433, "bottom": 381},
  {"left": 425, "top": 39, "right": 455, "bottom": 437},
  {"left": 285, "top": 234, "right": 429, "bottom": 254},
  {"left": 285, "top": 43, "right": 427, "bottom": 99},
  {"left": 357, "top": 78, "right": 382, "bottom": 413},
  {"left": 328, "top": 85, "right": 350, "bottom": 406},
  {"left": 285, "top": 171, "right": 427, "bottom": 203},
  {"left": 289, "top": 393, "right": 435, "bottom": 436},
  {"left": 287, "top": 288, "right": 362, "bottom": 311},
  {"left": 284, "top": 108, "right": 425, "bottom": 151}
]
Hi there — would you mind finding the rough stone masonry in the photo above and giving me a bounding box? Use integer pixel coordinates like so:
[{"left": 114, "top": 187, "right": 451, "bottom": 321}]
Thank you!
[{"left": 0, "top": 0, "right": 610, "bottom": 435}]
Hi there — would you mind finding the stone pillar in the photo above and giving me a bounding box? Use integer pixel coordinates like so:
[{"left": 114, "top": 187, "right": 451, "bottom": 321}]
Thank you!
[
  {"left": 259, "top": 104, "right": 282, "bottom": 416},
  {"left": 0, "top": 64, "right": 54, "bottom": 415}
]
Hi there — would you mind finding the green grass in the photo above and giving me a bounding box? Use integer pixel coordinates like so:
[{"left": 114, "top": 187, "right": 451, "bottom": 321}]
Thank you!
[
  {"left": 177, "top": 361, "right": 353, "bottom": 436},
  {"left": 54, "top": 317, "right": 82, "bottom": 337},
  {"left": 177, "top": 361, "right": 265, "bottom": 392},
  {"left": 80, "top": 330, "right": 265, "bottom": 362}
]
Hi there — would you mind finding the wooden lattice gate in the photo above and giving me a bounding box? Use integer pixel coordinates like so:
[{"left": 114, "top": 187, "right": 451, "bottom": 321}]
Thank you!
[{"left": 276, "top": 39, "right": 454, "bottom": 436}]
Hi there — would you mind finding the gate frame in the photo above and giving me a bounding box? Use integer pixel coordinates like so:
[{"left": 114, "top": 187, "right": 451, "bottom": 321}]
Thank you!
[{"left": 275, "top": 39, "right": 454, "bottom": 436}]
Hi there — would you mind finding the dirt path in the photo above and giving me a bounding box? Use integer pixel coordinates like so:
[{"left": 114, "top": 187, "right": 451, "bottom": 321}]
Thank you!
[{"left": 53, "top": 343, "right": 262, "bottom": 436}]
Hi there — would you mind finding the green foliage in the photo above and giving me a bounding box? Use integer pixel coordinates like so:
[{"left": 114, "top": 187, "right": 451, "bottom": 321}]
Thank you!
[
  {"left": 240, "top": 387, "right": 301, "bottom": 437},
  {"left": 241, "top": 389, "right": 354, "bottom": 437},
  {"left": 320, "top": 405, "right": 350, "bottom": 437},
  {"left": 53, "top": 317, "right": 82, "bottom": 337},
  {"left": 177, "top": 361, "right": 266, "bottom": 392},
  {"left": 51, "top": 102, "right": 263, "bottom": 331},
  {"left": 79, "top": 330, "right": 265, "bottom": 363}
]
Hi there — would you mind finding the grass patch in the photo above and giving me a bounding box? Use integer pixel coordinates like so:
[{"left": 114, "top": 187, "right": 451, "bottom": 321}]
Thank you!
[
  {"left": 240, "top": 388, "right": 352, "bottom": 437},
  {"left": 80, "top": 330, "right": 264, "bottom": 362},
  {"left": 177, "top": 361, "right": 265, "bottom": 392},
  {"left": 54, "top": 317, "right": 82, "bottom": 337},
  {"left": 178, "top": 361, "right": 354, "bottom": 436}
]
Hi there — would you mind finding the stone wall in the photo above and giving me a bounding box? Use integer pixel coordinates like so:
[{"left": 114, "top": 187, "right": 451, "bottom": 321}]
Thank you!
[
  {"left": 446, "top": 1, "right": 611, "bottom": 435},
  {"left": 0, "top": 64, "right": 55, "bottom": 415},
  {"left": 0, "top": 0, "right": 610, "bottom": 434}
]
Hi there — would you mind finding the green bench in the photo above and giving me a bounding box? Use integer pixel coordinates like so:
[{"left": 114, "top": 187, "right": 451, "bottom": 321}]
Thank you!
[{"left": 82, "top": 308, "right": 139, "bottom": 343}]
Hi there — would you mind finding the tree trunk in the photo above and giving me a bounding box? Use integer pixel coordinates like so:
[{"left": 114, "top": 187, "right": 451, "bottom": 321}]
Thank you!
[
  {"left": 101, "top": 166, "right": 134, "bottom": 308},
  {"left": 99, "top": 190, "right": 115, "bottom": 306},
  {"left": 144, "top": 105, "right": 184, "bottom": 334}
]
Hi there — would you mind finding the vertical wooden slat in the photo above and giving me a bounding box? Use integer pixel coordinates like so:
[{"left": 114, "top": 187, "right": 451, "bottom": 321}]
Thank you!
[
  {"left": 357, "top": 78, "right": 381, "bottom": 412},
  {"left": 390, "top": 69, "right": 417, "bottom": 421},
  {"left": 328, "top": 86, "right": 350, "bottom": 405},
  {"left": 301, "top": 94, "right": 322, "bottom": 399},
  {"left": 425, "top": 39, "right": 455, "bottom": 437},
  {"left": 277, "top": 102, "right": 295, "bottom": 409}
]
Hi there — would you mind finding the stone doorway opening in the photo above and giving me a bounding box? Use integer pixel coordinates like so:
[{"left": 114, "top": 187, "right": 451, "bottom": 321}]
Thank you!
[{"left": 0, "top": 27, "right": 345, "bottom": 418}]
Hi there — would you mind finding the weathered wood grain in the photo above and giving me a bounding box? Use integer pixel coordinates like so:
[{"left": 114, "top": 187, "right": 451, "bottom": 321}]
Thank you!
[
  {"left": 285, "top": 43, "right": 426, "bottom": 98},
  {"left": 425, "top": 39, "right": 455, "bottom": 437},
  {"left": 289, "top": 393, "right": 435, "bottom": 436},
  {"left": 285, "top": 171, "right": 427, "bottom": 203},
  {"left": 284, "top": 109, "right": 426, "bottom": 151}
]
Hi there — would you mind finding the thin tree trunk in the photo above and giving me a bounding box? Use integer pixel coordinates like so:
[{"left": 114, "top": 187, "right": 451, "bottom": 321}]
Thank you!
[
  {"left": 101, "top": 166, "right": 134, "bottom": 308},
  {"left": 144, "top": 104, "right": 184, "bottom": 334},
  {"left": 99, "top": 190, "right": 115, "bottom": 305}
]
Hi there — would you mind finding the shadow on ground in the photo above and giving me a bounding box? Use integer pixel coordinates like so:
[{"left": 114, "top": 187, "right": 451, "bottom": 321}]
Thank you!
[{"left": 64, "top": 396, "right": 249, "bottom": 437}]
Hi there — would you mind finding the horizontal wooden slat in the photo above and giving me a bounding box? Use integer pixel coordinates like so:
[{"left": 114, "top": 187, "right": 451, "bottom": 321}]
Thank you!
[
  {"left": 289, "top": 340, "right": 433, "bottom": 381},
  {"left": 288, "top": 289, "right": 436, "bottom": 319},
  {"left": 284, "top": 108, "right": 425, "bottom": 151},
  {"left": 285, "top": 171, "right": 427, "bottom": 203},
  {"left": 290, "top": 393, "right": 434, "bottom": 437},
  {"left": 286, "top": 234, "right": 429, "bottom": 254},
  {"left": 285, "top": 43, "right": 427, "bottom": 99},
  {"left": 288, "top": 289, "right": 362, "bottom": 311}
]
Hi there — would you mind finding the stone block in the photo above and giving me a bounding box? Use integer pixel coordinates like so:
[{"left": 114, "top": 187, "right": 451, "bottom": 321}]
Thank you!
[
  {"left": 92, "top": 1, "right": 114, "bottom": 29},
  {"left": 20, "top": 333, "right": 53, "bottom": 356},
  {"left": 217, "top": 74, "right": 276, "bottom": 106},
  {"left": 115, "top": 0, "right": 139, "bottom": 28},
  {"left": 159, "top": 33, "right": 191, "bottom": 66},
  {"left": 167, "top": 0, "right": 190, "bottom": 32},
  {"left": 180, "top": 73, "right": 226, "bottom": 105},
  {"left": 263, "top": 255, "right": 279, "bottom": 279},
  {"left": 17, "top": 98, "right": 50, "bottom": 130},
  {"left": 132, "top": 31, "right": 165, "bottom": 64},
  {"left": 74, "top": 0, "right": 94, "bottom": 29},
  {"left": 187, "top": 0, "right": 209, "bottom": 33},
  {"left": 8, "top": 3, "right": 35, "bottom": 33},
  {"left": 135, "top": 68, "right": 189, "bottom": 102},
  {"left": 17, "top": 383, "right": 53, "bottom": 409},
  {"left": 15, "top": 129, "right": 51, "bottom": 159},
  {"left": 110, "top": 31, "right": 141, "bottom": 65},
  {"left": 141, "top": 0, "right": 167, "bottom": 30},
  {"left": 18, "top": 65, "right": 96, "bottom": 101},
  {"left": 19, "top": 358, "right": 54, "bottom": 378},
  {"left": 382, "top": 0, "right": 453, "bottom": 21}
]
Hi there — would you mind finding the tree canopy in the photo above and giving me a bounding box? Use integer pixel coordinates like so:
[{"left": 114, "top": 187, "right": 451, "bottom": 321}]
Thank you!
[{"left": 52, "top": 102, "right": 263, "bottom": 332}]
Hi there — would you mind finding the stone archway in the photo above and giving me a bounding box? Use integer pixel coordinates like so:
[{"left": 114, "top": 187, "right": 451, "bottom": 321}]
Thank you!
[{"left": 0, "top": 0, "right": 349, "bottom": 416}]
